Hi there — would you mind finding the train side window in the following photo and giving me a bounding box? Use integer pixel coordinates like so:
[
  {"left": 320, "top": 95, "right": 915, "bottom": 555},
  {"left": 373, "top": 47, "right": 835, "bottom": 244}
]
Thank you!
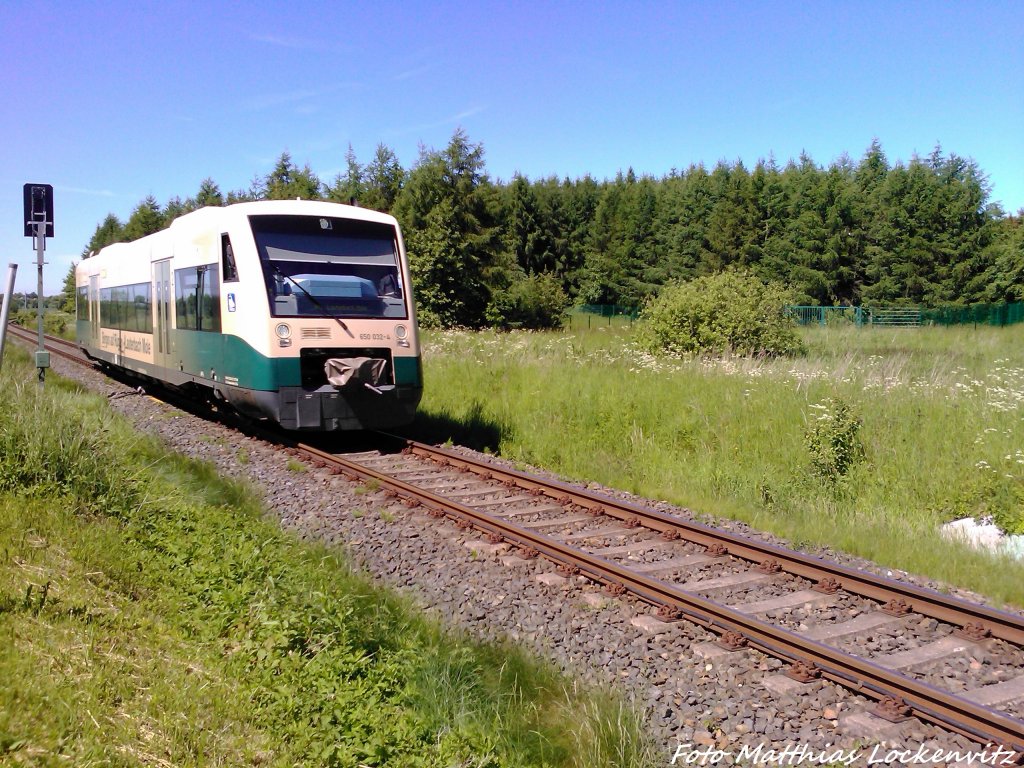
[
  {"left": 200, "top": 264, "right": 222, "bottom": 332},
  {"left": 175, "top": 268, "right": 199, "bottom": 330},
  {"left": 175, "top": 264, "right": 221, "bottom": 332},
  {"left": 221, "top": 234, "right": 238, "bottom": 282},
  {"left": 100, "top": 288, "right": 112, "bottom": 326},
  {"left": 135, "top": 283, "right": 153, "bottom": 333}
]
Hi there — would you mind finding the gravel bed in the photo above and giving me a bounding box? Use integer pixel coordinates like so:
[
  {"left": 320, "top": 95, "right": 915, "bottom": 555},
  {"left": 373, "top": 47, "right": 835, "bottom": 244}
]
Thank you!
[
  {"left": 43, "top": 353, "right": 1010, "bottom": 762},
  {"left": 773, "top": 594, "right": 877, "bottom": 630},
  {"left": 914, "top": 638, "right": 1022, "bottom": 692}
]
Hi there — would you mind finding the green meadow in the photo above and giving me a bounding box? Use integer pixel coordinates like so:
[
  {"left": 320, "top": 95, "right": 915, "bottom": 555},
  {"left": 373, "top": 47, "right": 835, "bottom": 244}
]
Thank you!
[
  {"left": 415, "top": 323, "right": 1024, "bottom": 608},
  {"left": 0, "top": 345, "right": 654, "bottom": 767}
]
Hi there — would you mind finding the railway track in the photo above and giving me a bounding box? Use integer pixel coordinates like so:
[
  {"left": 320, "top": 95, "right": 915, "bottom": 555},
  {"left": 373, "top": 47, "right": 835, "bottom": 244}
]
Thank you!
[
  {"left": 5, "top": 325, "right": 83, "bottom": 363},
  {"left": 13, "top": 324, "right": 1024, "bottom": 757},
  {"left": 303, "top": 441, "right": 1024, "bottom": 755}
]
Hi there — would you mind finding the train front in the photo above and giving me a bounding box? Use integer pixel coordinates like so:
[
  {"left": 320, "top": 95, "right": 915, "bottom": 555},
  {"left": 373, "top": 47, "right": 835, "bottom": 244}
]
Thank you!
[{"left": 225, "top": 205, "right": 422, "bottom": 431}]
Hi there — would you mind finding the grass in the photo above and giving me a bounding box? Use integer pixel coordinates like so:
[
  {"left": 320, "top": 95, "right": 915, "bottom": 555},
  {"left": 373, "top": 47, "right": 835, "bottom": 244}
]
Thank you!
[
  {"left": 411, "top": 323, "right": 1024, "bottom": 608},
  {"left": 0, "top": 344, "right": 656, "bottom": 767}
]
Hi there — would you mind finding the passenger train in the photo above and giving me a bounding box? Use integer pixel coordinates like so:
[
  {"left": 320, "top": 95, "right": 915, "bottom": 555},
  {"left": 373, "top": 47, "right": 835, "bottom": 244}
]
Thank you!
[{"left": 76, "top": 200, "right": 422, "bottom": 431}]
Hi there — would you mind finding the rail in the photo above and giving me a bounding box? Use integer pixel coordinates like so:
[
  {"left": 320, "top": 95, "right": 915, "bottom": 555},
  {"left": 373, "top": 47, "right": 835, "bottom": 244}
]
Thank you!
[{"left": 291, "top": 439, "right": 1024, "bottom": 751}]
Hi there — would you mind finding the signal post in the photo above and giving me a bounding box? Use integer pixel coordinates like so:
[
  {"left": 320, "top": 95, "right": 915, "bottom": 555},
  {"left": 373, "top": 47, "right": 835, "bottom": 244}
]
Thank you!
[{"left": 23, "top": 183, "right": 54, "bottom": 385}]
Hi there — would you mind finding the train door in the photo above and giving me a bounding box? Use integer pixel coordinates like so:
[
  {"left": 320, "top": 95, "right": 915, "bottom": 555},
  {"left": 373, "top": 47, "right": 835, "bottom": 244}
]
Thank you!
[
  {"left": 88, "top": 275, "right": 99, "bottom": 344},
  {"left": 153, "top": 260, "right": 172, "bottom": 369}
]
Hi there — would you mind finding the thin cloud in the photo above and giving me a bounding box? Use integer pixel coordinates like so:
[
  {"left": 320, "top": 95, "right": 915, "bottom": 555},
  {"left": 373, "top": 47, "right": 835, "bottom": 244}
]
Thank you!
[
  {"left": 246, "top": 88, "right": 327, "bottom": 111},
  {"left": 393, "top": 65, "right": 431, "bottom": 82},
  {"left": 389, "top": 106, "right": 486, "bottom": 136},
  {"left": 451, "top": 107, "right": 485, "bottom": 122},
  {"left": 55, "top": 185, "right": 115, "bottom": 197},
  {"left": 246, "top": 82, "right": 364, "bottom": 111},
  {"left": 249, "top": 32, "right": 324, "bottom": 51}
]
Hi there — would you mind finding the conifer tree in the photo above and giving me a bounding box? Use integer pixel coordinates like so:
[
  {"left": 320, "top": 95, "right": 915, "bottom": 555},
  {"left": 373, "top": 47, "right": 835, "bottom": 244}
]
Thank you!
[
  {"left": 327, "top": 145, "right": 365, "bottom": 204},
  {"left": 265, "top": 152, "right": 322, "bottom": 200},
  {"left": 983, "top": 215, "right": 1024, "bottom": 301},
  {"left": 162, "top": 196, "right": 187, "bottom": 225},
  {"left": 194, "top": 178, "right": 224, "bottom": 208},
  {"left": 393, "top": 129, "right": 496, "bottom": 327},
  {"left": 361, "top": 144, "right": 405, "bottom": 212},
  {"left": 60, "top": 261, "right": 78, "bottom": 314},
  {"left": 81, "top": 213, "right": 125, "bottom": 257},
  {"left": 123, "top": 196, "right": 164, "bottom": 242},
  {"left": 704, "top": 161, "right": 758, "bottom": 275}
]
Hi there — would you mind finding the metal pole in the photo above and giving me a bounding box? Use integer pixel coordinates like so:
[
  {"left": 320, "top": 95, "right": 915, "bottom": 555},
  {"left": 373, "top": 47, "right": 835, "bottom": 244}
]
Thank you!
[
  {"left": 35, "top": 223, "right": 46, "bottom": 385},
  {"left": 0, "top": 263, "right": 18, "bottom": 372}
]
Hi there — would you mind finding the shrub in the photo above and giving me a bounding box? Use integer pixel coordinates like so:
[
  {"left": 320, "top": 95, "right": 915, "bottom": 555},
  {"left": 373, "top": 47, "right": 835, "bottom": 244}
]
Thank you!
[
  {"left": 635, "top": 269, "right": 805, "bottom": 357},
  {"left": 10, "top": 308, "right": 34, "bottom": 327},
  {"left": 485, "top": 272, "right": 568, "bottom": 330},
  {"left": 45, "top": 313, "right": 69, "bottom": 336},
  {"left": 805, "top": 398, "right": 865, "bottom": 485},
  {"left": 8, "top": 309, "right": 67, "bottom": 336}
]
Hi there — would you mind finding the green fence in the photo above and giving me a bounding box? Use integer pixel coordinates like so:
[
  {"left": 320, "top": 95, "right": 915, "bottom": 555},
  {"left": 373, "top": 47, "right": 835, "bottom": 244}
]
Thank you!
[
  {"left": 571, "top": 302, "right": 1024, "bottom": 331},
  {"left": 576, "top": 304, "right": 640, "bottom": 319},
  {"left": 567, "top": 304, "right": 639, "bottom": 329},
  {"left": 786, "top": 306, "right": 865, "bottom": 326},
  {"left": 868, "top": 308, "right": 922, "bottom": 327},
  {"left": 921, "top": 302, "right": 1024, "bottom": 327},
  {"left": 786, "top": 302, "right": 1024, "bottom": 328}
]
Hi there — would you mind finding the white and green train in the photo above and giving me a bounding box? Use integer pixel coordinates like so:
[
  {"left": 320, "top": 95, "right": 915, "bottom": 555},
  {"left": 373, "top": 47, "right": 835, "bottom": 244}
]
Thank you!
[{"left": 76, "top": 200, "right": 422, "bottom": 431}]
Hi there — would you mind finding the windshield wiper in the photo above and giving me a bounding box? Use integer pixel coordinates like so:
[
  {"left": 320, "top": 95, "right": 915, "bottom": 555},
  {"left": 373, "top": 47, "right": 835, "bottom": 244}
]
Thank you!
[{"left": 270, "top": 264, "right": 352, "bottom": 336}]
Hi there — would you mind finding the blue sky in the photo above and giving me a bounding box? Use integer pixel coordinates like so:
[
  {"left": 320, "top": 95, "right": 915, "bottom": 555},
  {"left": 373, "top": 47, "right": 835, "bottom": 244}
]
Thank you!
[{"left": 2, "top": 1, "right": 1022, "bottom": 295}]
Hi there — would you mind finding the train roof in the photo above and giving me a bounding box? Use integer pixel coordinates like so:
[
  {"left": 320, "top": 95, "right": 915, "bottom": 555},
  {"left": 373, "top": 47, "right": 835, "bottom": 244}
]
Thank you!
[
  {"left": 79, "top": 200, "right": 401, "bottom": 276},
  {"left": 162, "top": 200, "right": 400, "bottom": 237},
  {"left": 173, "top": 199, "right": 400, "bottom": 227}
]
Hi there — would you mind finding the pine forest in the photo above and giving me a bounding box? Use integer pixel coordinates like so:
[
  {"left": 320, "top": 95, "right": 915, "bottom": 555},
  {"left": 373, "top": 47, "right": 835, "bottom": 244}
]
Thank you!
[{"left": 78, "top": 131, "right": 1024, "bottom": 330}]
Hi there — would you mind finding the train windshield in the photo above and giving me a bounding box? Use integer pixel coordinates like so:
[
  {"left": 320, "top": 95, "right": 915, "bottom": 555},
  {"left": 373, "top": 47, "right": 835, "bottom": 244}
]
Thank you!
[{"left": 249, "top": 214, "right": 407, "bottom": 319}]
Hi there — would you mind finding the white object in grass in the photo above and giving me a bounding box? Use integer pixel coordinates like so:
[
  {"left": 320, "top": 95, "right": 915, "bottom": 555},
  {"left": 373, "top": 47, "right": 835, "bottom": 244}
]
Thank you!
[{"left": 940, "top": 517, "right": 1024, "bottom": 560}]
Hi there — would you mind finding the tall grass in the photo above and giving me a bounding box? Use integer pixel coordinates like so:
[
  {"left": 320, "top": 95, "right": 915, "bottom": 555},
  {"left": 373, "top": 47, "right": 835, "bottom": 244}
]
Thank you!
[
  {"left": 414, "top": 325, "right": 1024, "bottom": 608},
  {"left": 0, "top": 344, "right": 655, "bottom": 767}
]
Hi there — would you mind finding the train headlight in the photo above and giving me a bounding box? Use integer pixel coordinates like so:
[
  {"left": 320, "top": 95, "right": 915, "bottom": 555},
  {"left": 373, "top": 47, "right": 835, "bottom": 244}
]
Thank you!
[
  {"left": 275, "top": 323, "right": 291, "bottom": 339},
  {"left": 395, "top": 324, "right": 408, "bottom": 340}
]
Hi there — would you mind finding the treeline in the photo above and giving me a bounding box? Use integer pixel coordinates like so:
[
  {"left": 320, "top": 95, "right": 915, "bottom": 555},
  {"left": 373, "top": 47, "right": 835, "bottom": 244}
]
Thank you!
[{"left": 81, "top": 130, "right": 1024, "bottom": 329}]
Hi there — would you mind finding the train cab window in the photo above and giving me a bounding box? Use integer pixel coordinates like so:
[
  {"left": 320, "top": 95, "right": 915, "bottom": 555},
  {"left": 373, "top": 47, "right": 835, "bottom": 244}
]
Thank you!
[
  {"left": 221, "top": 234, "right": 238, "bottom": 282},
  {"left": 76, "top": 287, "right": 88, "bottom": 321},
  {"left": 249, "top": 214, "right": 408, "bottom": 320}
]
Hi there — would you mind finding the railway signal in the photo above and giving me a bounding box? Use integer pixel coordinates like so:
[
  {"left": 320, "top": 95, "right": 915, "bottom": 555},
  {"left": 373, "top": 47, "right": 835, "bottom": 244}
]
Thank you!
[{"left": 23, "top": 183, "right": 53, "bottom": 384}]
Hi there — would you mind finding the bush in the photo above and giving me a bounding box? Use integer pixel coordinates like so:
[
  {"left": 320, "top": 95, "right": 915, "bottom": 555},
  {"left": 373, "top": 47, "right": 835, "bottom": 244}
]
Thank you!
[
  {"left": 485, "top": 272, "right": 568, "bottom": 330},
  {"left": 10, "top": 308, "right": 34, "bottom": 327},
  {"left": 9, "top": 309, "right": 68, "bottom": 336},
  {"left": 636, "top": 269, "right": 805, "bottom": 357},
  {"left": 805, "top": 398, "right": 865, "bottom": 485}
]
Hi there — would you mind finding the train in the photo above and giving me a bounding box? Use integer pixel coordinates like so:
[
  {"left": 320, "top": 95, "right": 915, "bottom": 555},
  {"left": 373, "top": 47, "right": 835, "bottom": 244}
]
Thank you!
[{"left": 76, "top": 200, "right": 422, "bottom": 431}]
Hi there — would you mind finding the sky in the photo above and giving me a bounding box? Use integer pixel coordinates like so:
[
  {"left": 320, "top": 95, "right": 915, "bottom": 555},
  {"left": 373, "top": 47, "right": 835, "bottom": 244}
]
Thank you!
[{"left": 1, "top": 1, "right": 1022, "bottom": 295}]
